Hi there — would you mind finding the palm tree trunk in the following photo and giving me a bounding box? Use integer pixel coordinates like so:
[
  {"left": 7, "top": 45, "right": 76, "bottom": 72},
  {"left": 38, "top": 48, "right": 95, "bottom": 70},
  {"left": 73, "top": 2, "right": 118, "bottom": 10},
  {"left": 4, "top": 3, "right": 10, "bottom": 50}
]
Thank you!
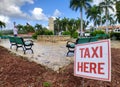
[
  {"left": 105, "top": 8, "right": 109, "bottom": 33},
  {"left": 100, "top": 14, "right": 102, "bottom": 27},
  {"left": 80, "top": 9, "right": 83, "bottom": 37}
]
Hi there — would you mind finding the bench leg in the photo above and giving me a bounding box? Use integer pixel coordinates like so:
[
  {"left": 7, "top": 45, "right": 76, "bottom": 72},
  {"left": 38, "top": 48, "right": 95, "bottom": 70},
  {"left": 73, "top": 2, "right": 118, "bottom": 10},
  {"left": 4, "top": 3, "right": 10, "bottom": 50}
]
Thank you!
[
  {"left": 24, "top": 50, "right": 26, "bottom": 54},
  {"left": 31, "top": 49, "right": 34, "bottom": 54},
  {"left": 10, "top": 45, "right": 12, "bottom": 49},
  {"left": 66, "top": 51, "right": 70, "bottom": 56}
]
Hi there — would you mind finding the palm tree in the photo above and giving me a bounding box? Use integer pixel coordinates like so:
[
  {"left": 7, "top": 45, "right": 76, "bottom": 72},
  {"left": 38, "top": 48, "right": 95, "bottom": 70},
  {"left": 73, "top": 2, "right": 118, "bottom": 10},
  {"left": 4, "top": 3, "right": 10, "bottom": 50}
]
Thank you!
[
  {"left": 17, "top": 24, "right": 24, "bottom": 31},
  {"left": 54, "top": 17, "right": 61, "bottom": 35},
  {"left": 61, "top": 17, "right": 69, "bottom": 31},
  {"left": 116, "top": 1, "right": 120, "bottom": 23},
  {"left": 67, "top": 19, "right": 78, "bottom": 37},
  {"left": 0, "top": 21, "right": 6, "bottom": 30},
  {"left": 69, "top": 0, "right": 93, "bottom": 36},
  {"left": 34, "top": 24, "right": 42, "bottom": 31},
  {"left": 99, "top": 0, "right": 114, "bottom": 33},
  {"left": 86, "top": 5, "right": 101, "bottom": 28},
  {"left": 108, "top": 14, "right": 116, "bottom": 25}
]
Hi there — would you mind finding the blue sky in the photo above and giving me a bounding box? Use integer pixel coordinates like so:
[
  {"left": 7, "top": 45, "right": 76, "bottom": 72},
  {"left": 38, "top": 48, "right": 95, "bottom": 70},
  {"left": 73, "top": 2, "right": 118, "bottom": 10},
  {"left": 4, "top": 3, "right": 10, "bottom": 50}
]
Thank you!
[{"left": 0, "top": 0, "right": 104, "bottom": 29}]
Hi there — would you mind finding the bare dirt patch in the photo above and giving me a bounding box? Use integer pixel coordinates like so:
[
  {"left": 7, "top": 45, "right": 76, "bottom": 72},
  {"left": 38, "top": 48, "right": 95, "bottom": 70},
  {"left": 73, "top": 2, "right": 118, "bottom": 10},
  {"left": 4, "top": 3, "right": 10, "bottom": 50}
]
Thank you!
[{"left": 0, "top": 46, "right": 120, "bottom": 87}]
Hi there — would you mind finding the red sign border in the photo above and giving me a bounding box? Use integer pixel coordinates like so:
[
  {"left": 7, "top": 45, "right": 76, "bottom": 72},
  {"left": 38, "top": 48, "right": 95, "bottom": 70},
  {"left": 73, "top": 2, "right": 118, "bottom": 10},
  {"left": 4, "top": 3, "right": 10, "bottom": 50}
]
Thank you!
[{"left": 74, "top": 39, "right": 111, "bottom": 81}]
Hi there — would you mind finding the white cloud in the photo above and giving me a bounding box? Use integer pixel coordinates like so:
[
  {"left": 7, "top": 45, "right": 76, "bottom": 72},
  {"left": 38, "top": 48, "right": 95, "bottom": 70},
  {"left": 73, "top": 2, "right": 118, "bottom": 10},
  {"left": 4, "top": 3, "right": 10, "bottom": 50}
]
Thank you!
[
  {"left": 0, "top": 15, "right": 13, "bottom": 29},
  {"left": 0, "top": 15, "right": 10, "bottom": 23},
  {"left": 0, "top": 0, "right": 34, "bottom": 19},
  {"left": 93, "top": 0, "right": 103, "bottom": 5},
  {"left": 53, "top": 9, "right": 62, "bottom": 17},
  {"left": 31, "top": 8, "right": 48, "bottom": 21}
]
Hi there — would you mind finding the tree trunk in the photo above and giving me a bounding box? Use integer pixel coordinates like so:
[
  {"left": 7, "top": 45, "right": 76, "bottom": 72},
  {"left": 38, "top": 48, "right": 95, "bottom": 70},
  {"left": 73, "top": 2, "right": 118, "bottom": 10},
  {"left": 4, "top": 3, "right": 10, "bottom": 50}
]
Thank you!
[
  {"left": 105, "top": 8, "right": 109, "bottom": 33},
  {"left": 80, "top": 9, "right": 83, "bottom": 37}
]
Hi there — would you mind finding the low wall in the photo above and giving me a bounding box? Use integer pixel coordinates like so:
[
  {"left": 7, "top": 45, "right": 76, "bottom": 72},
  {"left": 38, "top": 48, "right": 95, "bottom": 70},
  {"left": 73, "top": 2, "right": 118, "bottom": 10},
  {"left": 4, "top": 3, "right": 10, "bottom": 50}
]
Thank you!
[{"left": 37, "top": 35, "right": 70, "bottom": 42}]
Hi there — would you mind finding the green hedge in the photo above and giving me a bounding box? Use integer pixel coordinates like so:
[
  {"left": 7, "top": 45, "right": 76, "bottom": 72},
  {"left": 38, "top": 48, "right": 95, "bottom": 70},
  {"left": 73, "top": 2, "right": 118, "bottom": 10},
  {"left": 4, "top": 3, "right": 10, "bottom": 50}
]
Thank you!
[
  {"left": 0, "top": 32, "right": 2, "bottom": 36},
  {"left": 62, "top": 31, "right": 78, "bottom": 38},
  {"left": 110, "top": 32, "right": 120, "bottom": 40},
  {"left": 91, "top": 30, "right": 105, "bottom": 36},
  {"left": 32, "top": 29, "right": 53, "bottom": 39},
  {"left": 1, "top": 30, "right": 13, "bottom": 35}
]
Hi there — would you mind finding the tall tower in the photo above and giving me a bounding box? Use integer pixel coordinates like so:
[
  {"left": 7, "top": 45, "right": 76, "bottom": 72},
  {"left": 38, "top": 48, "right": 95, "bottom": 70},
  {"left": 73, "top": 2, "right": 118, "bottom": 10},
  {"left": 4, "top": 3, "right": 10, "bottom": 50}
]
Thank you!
[{"left": 48, "top": 17, "right": 54, "bottom": 33}]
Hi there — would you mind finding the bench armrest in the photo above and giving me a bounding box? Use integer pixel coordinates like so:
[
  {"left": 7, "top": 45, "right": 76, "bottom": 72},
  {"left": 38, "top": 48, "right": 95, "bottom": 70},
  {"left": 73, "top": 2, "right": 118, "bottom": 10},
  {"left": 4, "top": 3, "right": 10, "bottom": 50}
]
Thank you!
[
  {"left": 24, "top": 40, "right": 34, "bottom": 45},
  {"left": 66, "top": 41, "right": 76, "bottom": 48},
  {"left": 25, "top": 40, "right": 33, "bottom": 42}
]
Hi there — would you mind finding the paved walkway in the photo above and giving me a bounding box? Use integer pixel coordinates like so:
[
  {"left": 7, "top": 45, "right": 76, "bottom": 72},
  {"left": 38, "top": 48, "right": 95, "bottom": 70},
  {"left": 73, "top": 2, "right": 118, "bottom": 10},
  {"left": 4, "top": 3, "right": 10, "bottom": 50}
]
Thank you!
[{"left": 0, "top": 39, "right": 73, "bottom": 71}]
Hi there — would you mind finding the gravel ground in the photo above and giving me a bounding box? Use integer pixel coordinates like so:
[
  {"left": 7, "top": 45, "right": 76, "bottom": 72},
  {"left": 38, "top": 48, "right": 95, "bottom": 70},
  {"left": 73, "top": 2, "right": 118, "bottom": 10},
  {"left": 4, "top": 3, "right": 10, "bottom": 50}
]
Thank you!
[
  {"left": 0, "top": 39, "right": 120, "bottom": 72},
  {"left": 0, "top": 39, "right": 73, "bottom": 71}
]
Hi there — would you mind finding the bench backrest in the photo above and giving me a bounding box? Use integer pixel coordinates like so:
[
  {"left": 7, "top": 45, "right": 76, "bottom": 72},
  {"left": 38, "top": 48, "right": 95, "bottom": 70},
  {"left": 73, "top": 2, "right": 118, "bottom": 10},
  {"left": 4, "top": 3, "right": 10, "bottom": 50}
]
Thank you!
[
  {"left": 89, "top": 37, "right": 98, "bottom": 42},
  {"left": 76, "top": 38, "right": 91, "bottom": 44},
  {"left": 9, "top": 36, "right": 16, "bottom": 43},
  {"left": 15, "top": 37, "right": 24, "bottom": 45},
  {"left": 76, "top": 37, "right": 98, "bottom": 44}
]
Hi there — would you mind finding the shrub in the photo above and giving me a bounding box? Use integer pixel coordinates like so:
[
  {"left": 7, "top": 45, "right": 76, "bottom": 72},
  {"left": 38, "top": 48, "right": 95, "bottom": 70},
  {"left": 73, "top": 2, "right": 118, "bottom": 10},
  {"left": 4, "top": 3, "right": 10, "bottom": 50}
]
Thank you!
[
  {"left": 71, "top": 31, "right": 79, "bottom": 38},
  {"left": 91, "top": 30, "right": 105, "bottom": 36},
  {"left": 23, "top": 25, "right": 35, "bottom": 33},
  {"left": 110, "top": 32, "right": 120, "bottom": 40},
  {"left": 18, "top": 30, "right": 28, "bottom": 34},
  {"left": 32, "top": 29, "right": 53, "bottom": 39},
  {"left": 62, "top": 31, "right": 78, "bottom": 38},
  {"left": 62, "top": 31, "right": 70, "bottom": 35},
  {"left": 0, "top": 32, "right": 2, "bottom": 36},
  {"left": 1, "top": 30, "right": 13, "bottom": 35},
  {"left": 44, "top": 30, "right": 53, "bottom": 35},
  {"left": 32, "top": 33, "right": 38, "bottom": 39}
]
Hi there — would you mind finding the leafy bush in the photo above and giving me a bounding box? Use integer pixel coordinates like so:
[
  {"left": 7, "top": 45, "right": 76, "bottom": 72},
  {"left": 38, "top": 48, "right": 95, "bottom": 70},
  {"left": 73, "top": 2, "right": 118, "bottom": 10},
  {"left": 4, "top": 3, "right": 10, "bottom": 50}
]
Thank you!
[
  {"left": 62, "top": 31, "right": 78, "bottom": 38},
  {"left": 1, "top": 29, "right": 28, "bottom": 35},
  {"left": 44, "top": 30, "right": 53, "bottom": 35},
  {"left": 62, "top": 31, "right": 70, "bottom": 35},
  {"left": 32, "top": 33, "right": 38, "bottom": 39},
  {"left": 1, "top": 30, "right": 13, "bottom": 35},
  {"left": 23, "top": 25, "right": 35, "bottom": 33},
  {"left": 18, "top": 30, "right": 28, "bottom": 34},
  {"left": 91, "top": 30, "right": 105, "bottom": 36},
  {"left": 0, "top": 32, "right": 2, "bottom": 36},
  {"left": 32, "top": 29, "right": 53, "bottom": 39},
  {"left": 71, "top": 31, "right": 79, "bottom": 38},
  {"left": 110, "top": 32, "right": 120, "bottom": 40}
]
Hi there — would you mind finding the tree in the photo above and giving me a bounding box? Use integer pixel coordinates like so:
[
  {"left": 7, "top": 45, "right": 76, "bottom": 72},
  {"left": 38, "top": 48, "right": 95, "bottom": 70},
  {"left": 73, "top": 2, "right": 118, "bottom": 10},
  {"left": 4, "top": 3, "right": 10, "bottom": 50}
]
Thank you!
[
  {"left": 99, "top": 0, "right": 114, "bottom": 33},
  {"left": 17, "top": 24, "right": 24, "bottom": 31},
  {"left": 24, "top": 23, "right": 35, "bottom": 33},
  {"left": 69, "top": 0, "right": 93, "bottom": 36},
  {"left": 0, "top": 21, "right": 6, "bottom": 30},
  {"left": 67, "top": 19, "right": 78, "bottom": 38},
  {"left": 61, "top": 17, "right": 69, "bottom": 31},
  {"left": 108, "top": 14, "right": 116, "bottom": 25},
  {"left": 54, "top": 17, "right": 61, "bottom": 35},
  {"left": 116, "top": 1, "right": 120, "bottom": 23},
  {"left": 34, "top": 24, "right": 42, "bottom": 31},
  {"left": 86, "top": 5, "right": 101, "bottom": 28}
]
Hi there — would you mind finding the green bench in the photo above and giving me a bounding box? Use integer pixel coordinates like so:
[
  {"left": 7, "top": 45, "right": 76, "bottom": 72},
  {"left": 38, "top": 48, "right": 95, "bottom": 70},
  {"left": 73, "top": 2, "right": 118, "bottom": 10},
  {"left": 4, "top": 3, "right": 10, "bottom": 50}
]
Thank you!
[
  {"left": 66, "top": 37, "right": 98, "bottom": 56},
  {"left": 0, "top": 35, "right": 10, "bottom": 39},
  {"left": 9, "top": 36, "right": 17, "bottom": 49},
  {"left": 9, "top": 36, "right": 34, "bottom": 54}
]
